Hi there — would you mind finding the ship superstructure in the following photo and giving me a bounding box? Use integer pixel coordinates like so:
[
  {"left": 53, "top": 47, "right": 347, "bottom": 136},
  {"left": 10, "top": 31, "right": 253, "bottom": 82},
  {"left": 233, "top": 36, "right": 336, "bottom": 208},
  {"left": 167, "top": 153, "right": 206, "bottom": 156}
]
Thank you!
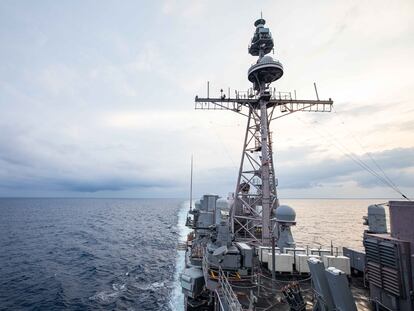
[{"left": 179, "top": 17, "right": 414, "bottom": 311}]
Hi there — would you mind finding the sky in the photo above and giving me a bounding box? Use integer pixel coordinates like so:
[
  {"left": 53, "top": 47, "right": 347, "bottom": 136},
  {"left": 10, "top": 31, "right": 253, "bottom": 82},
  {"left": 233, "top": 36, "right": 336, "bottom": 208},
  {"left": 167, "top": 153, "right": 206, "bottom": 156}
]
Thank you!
[{"left": 0, "top": 0, "right": 413, "bottom": 199}]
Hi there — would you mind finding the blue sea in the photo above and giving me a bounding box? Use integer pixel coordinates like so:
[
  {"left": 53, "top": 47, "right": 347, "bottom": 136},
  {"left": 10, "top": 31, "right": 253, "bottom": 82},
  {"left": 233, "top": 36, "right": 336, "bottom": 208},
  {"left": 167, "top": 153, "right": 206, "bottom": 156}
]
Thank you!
[
  {"left": 0, "top": 198, "right": 185, "bottom": 311},
  {"left": 0, "top": 198, "right": 384, "bottom": 310}
]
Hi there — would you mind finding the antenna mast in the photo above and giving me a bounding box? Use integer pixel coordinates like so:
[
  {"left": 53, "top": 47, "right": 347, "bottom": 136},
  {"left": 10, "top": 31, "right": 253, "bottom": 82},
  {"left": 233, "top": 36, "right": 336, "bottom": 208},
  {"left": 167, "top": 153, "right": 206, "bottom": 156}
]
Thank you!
[
  {"left": 194, "top": 18, "right": 333, "bottom": 246},
  {"left": 189, "top": 155, "right": 193, "bottom": 211}
]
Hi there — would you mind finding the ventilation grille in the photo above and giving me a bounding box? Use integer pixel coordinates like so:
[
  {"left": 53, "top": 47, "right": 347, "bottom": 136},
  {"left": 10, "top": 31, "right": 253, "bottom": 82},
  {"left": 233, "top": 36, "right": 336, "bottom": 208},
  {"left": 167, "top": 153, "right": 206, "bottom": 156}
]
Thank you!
[
  {"left": 382, "top": 267, "right": 401, "bottom": 296},
  {"left": 364, "top": 236, "right": 402, "bottom": 297},
  {"left": 365, "top": 238, "right": 380, "bottom": 263},
  {"left": 367, "top": 262, "right": 381, "bottom": 288},
  {"left": 379, "top": 242, "right": 397, "bottom": 268}
]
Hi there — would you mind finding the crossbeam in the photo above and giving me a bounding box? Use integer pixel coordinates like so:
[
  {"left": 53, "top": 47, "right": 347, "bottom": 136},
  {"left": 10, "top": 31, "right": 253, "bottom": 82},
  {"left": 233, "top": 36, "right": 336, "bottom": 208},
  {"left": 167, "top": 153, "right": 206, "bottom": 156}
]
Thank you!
[{"left": 195, "top": 97, "right": 333, "bottom": 117}]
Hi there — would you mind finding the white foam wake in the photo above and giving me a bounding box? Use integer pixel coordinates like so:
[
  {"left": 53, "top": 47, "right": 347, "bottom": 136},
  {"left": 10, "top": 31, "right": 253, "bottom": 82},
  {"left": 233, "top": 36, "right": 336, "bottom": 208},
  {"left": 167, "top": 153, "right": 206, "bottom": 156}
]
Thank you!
[{"left": 169, "top": 201, "right": 191, "bottom": 311}]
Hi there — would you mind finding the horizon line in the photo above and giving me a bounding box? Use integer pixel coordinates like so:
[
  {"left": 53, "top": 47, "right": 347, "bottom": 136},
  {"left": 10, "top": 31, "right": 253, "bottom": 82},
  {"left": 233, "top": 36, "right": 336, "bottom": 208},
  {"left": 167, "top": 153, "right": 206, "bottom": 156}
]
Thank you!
[{"left": 0, "top": 196, "right": 402, "bottom": 200}]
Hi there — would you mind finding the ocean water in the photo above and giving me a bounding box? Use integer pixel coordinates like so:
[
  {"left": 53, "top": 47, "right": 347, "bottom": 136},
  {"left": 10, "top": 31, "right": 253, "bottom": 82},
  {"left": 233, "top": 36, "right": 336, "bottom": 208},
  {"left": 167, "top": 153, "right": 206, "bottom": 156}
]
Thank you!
[
  {"left": 0, "top": 198, "right": 387, "bottom": 310},
  {"left": 0, "top": 198, "right": 183, "bottom": 311},
  {"left": 285, "top": 199, "right": 390, "bottom": 252}
]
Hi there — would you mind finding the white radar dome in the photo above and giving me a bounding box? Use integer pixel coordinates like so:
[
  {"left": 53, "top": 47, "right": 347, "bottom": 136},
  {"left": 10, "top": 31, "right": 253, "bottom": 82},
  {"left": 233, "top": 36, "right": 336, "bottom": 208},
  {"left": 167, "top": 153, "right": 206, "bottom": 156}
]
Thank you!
[
  {"left": 275, "top": 205, "right": 296, "bottom": 223},
  {"left": 259, "top": 55, "right": 275, "bottom": 63}
]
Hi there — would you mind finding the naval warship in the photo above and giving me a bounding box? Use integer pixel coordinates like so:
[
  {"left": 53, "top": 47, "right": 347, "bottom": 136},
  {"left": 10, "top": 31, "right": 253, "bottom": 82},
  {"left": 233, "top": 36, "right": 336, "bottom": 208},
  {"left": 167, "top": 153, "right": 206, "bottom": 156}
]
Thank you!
[{"left": 179, "top": 17, "right": 414, "bottom": 311}]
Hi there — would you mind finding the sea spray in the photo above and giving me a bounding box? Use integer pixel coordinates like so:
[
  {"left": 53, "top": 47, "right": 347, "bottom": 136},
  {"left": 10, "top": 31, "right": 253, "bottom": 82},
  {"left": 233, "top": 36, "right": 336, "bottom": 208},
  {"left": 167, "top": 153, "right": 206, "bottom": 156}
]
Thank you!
[{"left": 169, "top": 201, "right": 191, "bottom": 311}]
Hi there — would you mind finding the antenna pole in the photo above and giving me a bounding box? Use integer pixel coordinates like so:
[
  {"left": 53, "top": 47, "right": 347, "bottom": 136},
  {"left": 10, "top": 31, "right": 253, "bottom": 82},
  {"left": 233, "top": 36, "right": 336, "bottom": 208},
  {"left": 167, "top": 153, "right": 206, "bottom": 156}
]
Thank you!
[
  {"left": 189, "top": 155, "right": 193, "bottom": 210},
  {"left": 314, "top": 82, "right": 320, "bottom": 101}
]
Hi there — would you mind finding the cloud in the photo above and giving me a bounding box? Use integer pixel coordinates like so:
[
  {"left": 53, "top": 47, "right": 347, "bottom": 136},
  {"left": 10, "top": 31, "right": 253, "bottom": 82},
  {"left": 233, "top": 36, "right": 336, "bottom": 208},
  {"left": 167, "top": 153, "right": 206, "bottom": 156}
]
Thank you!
[
  {"left": 395, "top": 121, "right": 414, "bottom": 133},
  {"left": 48, "top": 176, "right": 174, "bottom": 193},
  {"left": 277, "top": 146, "right": 414, "bottom": 190},
  {"left": 161, "top": 0, "right": 206, "bottom": 19},
  {"left": 0, "top": 0, "right": 413, "bottom": 198}
]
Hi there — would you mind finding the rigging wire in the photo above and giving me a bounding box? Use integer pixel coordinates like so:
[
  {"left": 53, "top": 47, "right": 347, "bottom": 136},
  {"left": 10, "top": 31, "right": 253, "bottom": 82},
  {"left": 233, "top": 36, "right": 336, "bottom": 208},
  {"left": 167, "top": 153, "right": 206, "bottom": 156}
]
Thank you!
[
  {"left": 308, "top": 116, "right": 409, "bottom": 199},
  {"left": 293, "top": 114, "right": 411, "bottom": 200},
  {"left": 312, "top": 119, "right": 406, "bottom": 198},
  {"left": 331, "top": 106, "right": 409, "bottom": 200}
]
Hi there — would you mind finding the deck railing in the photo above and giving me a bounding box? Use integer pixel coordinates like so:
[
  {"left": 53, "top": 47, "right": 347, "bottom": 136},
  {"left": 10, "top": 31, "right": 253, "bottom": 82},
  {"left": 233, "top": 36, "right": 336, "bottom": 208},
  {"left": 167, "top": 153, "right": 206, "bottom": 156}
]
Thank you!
[
  {"left": 216, "top": 266, "right": 243, "bottom": 311},
  {"left": 202, "top": 253, "right": 243, "bottom": 311}
]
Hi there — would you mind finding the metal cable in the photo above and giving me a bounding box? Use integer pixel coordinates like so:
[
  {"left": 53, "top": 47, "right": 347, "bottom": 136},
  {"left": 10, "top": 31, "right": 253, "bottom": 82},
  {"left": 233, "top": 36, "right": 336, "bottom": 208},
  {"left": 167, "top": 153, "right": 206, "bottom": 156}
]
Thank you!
[
  {"left": 294, "top": 114, "right": 411, "bottom": 200},
  {"left": 332, "top": 106, "right": 410, "bottom": 200}
]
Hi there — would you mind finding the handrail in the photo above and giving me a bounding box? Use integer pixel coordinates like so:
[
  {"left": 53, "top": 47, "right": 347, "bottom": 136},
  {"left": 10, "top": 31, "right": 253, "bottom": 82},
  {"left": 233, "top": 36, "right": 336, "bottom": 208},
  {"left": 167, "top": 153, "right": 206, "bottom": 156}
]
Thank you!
[
  {"left": 202, "top": 252, "right": 243, "bottom": 310},
  {"left": 217, "top": 266, "right": 243, "bottom": 311}
]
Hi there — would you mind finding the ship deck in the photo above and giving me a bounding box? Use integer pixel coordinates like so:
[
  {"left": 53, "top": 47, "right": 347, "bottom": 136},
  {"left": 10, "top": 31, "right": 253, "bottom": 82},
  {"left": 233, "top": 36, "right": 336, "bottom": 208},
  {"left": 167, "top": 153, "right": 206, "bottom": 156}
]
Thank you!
[{"left": 224, "top": 265, "right": 371, "bottom": 310}]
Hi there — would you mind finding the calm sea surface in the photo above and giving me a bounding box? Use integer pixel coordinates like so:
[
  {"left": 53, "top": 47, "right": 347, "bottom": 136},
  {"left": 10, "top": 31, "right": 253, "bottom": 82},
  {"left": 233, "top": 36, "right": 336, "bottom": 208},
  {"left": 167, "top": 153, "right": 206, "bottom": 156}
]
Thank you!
[{"left": 0, "top": 198, "right": 388, "bottom": 310}]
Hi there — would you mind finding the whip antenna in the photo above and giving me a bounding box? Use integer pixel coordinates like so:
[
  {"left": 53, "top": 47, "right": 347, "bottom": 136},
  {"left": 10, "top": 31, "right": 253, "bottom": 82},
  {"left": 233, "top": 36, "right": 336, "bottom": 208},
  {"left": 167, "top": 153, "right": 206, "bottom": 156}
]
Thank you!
[{"left": 189, "top": 155, "right": 193, "bottom": 211}]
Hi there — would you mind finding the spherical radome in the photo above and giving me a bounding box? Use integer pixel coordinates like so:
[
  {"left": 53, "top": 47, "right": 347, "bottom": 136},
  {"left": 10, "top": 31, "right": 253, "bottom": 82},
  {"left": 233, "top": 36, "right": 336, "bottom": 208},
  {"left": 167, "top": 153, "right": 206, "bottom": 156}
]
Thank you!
[
  {"left": 259, "top": 55, "right": 274, "bottom": 63},
  {"left": 275, "top": 205, "right": 296, "bottom": 222}
]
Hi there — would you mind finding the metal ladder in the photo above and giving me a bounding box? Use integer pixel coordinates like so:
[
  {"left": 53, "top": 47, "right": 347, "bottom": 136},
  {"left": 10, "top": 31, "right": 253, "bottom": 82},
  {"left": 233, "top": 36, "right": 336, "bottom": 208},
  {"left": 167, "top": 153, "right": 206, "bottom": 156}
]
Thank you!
[{"left": 215, "top": 266, "right": 243, "bottom": 311}]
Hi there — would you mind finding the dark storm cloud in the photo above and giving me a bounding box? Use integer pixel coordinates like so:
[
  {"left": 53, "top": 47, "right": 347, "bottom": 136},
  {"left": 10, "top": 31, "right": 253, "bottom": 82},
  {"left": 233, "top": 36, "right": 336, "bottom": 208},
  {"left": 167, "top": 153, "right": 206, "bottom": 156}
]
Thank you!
[
  {"left": 55, "top": 178, "right": 174, "bottom": 193},
  {"left": 0, "top": 124, "right": 177, "bottom": 194},
  {"left": 0, "top": 171, "right": 175, "bottom": 194},
  {"left": 277, "top": 147, "right": 414, "bottom": 189}
]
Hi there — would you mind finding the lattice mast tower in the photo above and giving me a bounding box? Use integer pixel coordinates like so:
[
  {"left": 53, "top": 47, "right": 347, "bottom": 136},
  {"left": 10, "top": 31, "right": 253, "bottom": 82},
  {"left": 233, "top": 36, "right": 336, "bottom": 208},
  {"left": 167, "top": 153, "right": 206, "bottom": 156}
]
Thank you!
[{"left": 195, "top": 18, "right": 333, "bottom": 246}]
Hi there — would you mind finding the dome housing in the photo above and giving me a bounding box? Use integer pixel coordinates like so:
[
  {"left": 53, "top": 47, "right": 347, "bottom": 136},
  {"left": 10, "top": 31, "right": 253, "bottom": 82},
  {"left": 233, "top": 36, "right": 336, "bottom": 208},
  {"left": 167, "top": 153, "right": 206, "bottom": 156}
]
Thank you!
[
  {"left": 248, "top": 55, "right": 283, "bottom": 89},
  {"left": 275, "top": 205, "right": 296, "bottom": 223}
]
